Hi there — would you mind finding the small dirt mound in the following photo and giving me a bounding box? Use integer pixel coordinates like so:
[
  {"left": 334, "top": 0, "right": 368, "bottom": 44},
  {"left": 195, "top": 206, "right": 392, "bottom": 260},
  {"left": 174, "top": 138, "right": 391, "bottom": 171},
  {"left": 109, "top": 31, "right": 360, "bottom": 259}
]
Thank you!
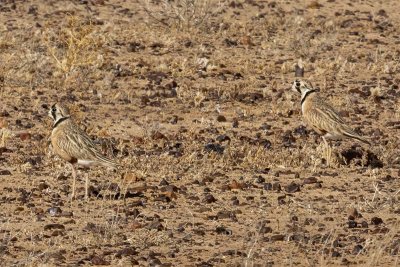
[{"left": 340, "top": 145, "right": 383, "bottom": 168}]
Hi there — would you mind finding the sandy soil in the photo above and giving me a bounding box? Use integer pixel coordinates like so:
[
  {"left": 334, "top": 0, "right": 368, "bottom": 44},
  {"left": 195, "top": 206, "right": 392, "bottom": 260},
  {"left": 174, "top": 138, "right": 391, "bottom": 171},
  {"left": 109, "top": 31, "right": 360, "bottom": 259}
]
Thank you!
[{"left": 0, "top": 0, "right": 400, "bottom": 266}]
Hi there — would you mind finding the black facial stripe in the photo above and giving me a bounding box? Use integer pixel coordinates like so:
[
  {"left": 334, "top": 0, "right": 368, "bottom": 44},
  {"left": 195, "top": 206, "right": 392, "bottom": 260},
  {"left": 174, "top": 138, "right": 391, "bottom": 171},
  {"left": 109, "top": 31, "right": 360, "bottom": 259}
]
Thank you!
[
  {"left": 301, "top": 90, "right": 316, "bottom": 106},
  {"left": 51, "top": 105, "right": 57, "bottom": 120},
  {"left": 53, "top": 116, "right": 69, "bottom": 128},
  {"left": 294, "top": 80, "right": 301, "bottom": 93}
]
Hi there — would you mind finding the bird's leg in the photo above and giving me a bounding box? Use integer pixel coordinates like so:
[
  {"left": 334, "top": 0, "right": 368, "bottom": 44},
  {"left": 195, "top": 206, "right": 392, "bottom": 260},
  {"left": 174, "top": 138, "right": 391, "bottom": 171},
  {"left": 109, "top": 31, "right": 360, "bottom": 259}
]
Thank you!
[
  {"left": 70, "top": 163, "right": 76, "bottom": 201},
  {"left": 85, "top": 173, "right": 89, "bottom": 202},
  {"left": 322, "top": 137, "right": 332, "bottom": 167}
]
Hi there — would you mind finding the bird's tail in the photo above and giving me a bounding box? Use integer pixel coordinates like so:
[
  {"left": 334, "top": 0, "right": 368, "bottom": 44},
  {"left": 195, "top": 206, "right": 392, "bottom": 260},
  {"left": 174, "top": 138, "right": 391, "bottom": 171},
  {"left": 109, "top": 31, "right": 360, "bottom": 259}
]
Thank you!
[
  {"left": 343, "top": 131, "right": 371, "bottom": 145},
  {"left": 96, "top": 153, "right": 119, "bottom": 169}
]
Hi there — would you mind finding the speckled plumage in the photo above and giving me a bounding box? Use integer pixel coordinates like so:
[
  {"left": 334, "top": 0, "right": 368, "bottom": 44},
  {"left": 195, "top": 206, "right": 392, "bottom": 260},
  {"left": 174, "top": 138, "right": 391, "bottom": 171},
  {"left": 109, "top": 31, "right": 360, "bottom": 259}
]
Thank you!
[
  {"left": 292, "top": 79, "right": 370, "bottom": 145},
  {"left": 49, "top": 103, "right": 117, "bottom": 200}
]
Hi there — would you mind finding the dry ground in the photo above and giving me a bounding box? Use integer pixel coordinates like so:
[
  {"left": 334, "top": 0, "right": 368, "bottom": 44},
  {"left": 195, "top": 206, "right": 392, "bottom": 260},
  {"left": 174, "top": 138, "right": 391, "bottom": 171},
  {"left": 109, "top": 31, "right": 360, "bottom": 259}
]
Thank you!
[{"left": 0, "top": 0, "right": 400, "bottom": 266}]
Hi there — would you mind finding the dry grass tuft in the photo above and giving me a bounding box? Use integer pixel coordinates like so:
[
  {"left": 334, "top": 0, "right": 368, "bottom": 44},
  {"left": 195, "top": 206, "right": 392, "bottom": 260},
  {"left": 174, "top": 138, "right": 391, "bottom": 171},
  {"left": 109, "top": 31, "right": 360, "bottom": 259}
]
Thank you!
[
  {"left": 142, "top": 0, "right": 224, "bottom": 31},
  {"left": 44, "top": 16, "right": 106, "bottom": 87}
]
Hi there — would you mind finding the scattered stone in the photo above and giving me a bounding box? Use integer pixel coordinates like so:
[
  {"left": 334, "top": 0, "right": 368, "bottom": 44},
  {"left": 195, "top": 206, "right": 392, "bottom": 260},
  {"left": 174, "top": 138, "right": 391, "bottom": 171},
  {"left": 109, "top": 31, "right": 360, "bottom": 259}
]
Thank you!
[
  {"left": 229, "top": 180, "right": 244, "bottom": 190},
  {"left": 270, "top": 234, "right": 285, "bottom": 241},
  {"left": 127, "top": 42, "right": 145, "bottom": 52},
  {"left": 216, "top": 115, "right": 227, "bottom": 122},
  {"left": 91, "top": 255, "right": 110, "bottom": 265},
  {"left": 204, "top": 143, "right": 224, "bottom": 154},
  {"left": 256, "top": 176, "right": 265, "bottom": 184},
  {"left": 146, "top": 218, "right": 164, "bottom": 231},
  {"left": 44, "top": 224, "right": 65, "bottom": 231},
  {"left": 371, "top": 217, "right": 384, "bottom": 225},
  {"left": 48, "top": 207, "right": 62, "bottom": 216},
  {"left": 38, "top": 182, "right": 49, "bottom": 190},
  {"left": 304, "top": 218, "right": 317, "bottom": 226},
  {"left": 115, "top": 247, "right": 138, "bottom": 258},
  {"left": 216, "top": 211, "right": 237, "bottom": 221},
  {"left": 348, "top": 207, "right": 362, "bottom": 219},
  {"left": 277, "top": 195, "right": 286, "bottom": 205},
  {"left": 285, "top": 182, "right": 300, "bottom": 193},
  {"left": 0, "top": 170, "right": 11, "bottom": 175},
  {"left": 18, "top": 132, "right": 31, "bottom": 141},
  {"left": 216, "top": 135, "right": 231, "bottom": 143},
  {"left": 232, "top": 119, "right": 239, "bottom": 128},
  {"left": 216, "top": 226, "right": 232, "bottom": 235},
  {"left": 303, "top": 177, "right": 318, "bottom": 185},
  {"left": 348, "top": 220, "right": 357, "bottom": 228},
  {"left": 204, "top": 194, "right": 217, "bottom": 203},
  {"left": 352, "top": 244, "right": 364, "bottom": 255},
  {"left": 272, "top": 182, "right": 281, "bottom": 191},
  {"left": 263, "top": 183, "right": 272, "bottom": 190}
]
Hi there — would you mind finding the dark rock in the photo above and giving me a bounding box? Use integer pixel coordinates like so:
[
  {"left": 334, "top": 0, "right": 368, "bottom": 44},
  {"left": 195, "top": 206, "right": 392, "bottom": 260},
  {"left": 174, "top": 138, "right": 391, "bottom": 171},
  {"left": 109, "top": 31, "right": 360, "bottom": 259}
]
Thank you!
[
  {"left": 216, "top": 135, "right": 231, "bottom": 143},
  {"left": 263, "top": 183, "right": 272, "bottom": 190},
  {"left": 361, "top": 221, "right": 369, "bottom": 228},
  {"left": 147, "top": 71, "right": 168, "bottom": 85},
  {"left": 115, "top": 247, "right": 138, "bottom": 258},
  {"left": 216, "top": 211, "right": 237, "bottom": 221},
  {"left": 0, "top": 170, "right": 11, "bottom": 175},
  {"left": 348, "top": 220, "right": 357, "bottom": 228},
  {"left": 293, "top": 125, "right": 308, "bottom": 136},
  {"left": 91, "top": 255, "right": 110, "bottom": 265},
  {"left": 259, "top": 225, "right": 272, "bottom": 234},
  {"left": 303, "top": 177, "right": 318, "bottom": 185},
  {"left": 260, "top": 123, "right": 271, "bottom": 131},
  {"left": 204, "top": 143, "right": 224, "bottom": 154},
  {"left": 146, "top": 218, "right": 164, "bottom": 231},
  {"left": 285, "top": 182, "right": 300, "bottom": 193},
  {"left": 256, "top": 176, "right": 265, "bottom": 184},
  {"left": 127, "top": 42, "right": 145, "bottom": 52},
  {"left": 277, "top": 195, "right": 286, "bottom": 205},
  {"left": 260, "top": 139, "right": 272, "bottom": 149},
  {"left": 38, "top": 182, "right": 49, "bottom": 190},
  {"left": 83, "top": 223, "right": 106, "bottom": 235},
  {"left": 270, "top": 234, "right": 285, "bottom": 241},
  {"left": 367, "top": 151, "right": 383, "bottom": 168},
  {"left": 159, "top": 179, "right": 169, "bottom": 186},
  {"left": 224, "top": 38, "right": 238, "bottom": 47},
  {"left": 232, "top": 119, "right": 239, "bottom": 128},
  {"left": 282, "top": 130, "right": 296, "bottom": 147},
  {"left": 341, "top": 146, "right": 383, "bottom": 168},
  {"left": 216, "top": 226, "right": 232, "bottom": 235},
  {"left": 371, "top": 217, "right": 383, "bottom": 225},
  {"left": 272, "top": 182, "right": 281, "bottom": 191},
  {"left": 216, "top": 115, "right": 227, "bottom": 122},
  {"left": 352, "top": 244, "right": 363, "bottom": 255},
  {"left": 204, "top": 194, "right": 217, "bottom": 203},
  {"left": 44, "top": 224, "right": 65, "bottom": 231}
]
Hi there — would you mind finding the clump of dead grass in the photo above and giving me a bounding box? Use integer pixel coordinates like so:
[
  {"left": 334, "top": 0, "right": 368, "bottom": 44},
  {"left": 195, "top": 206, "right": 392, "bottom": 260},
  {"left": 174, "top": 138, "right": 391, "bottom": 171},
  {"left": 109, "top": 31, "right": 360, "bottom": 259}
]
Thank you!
[
  {"left": 141, "top": 0, "right": 224, "bottom": 31},
  {"left": 128, "top": 228, "right": 171, "bottom": 249},
  {"left": 0, "top": 128, "right": 12, "bottom": 148},
  {"left": 44, "top": 16, "right": 106, "bottom": 88}
]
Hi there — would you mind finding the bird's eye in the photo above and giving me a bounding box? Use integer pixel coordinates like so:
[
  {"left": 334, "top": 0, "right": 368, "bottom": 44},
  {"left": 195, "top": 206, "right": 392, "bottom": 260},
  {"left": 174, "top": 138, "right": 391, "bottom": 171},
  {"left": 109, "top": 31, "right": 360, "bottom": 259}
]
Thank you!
[
  {"left": 296, "top": 81, "right": 301, "bottom": 87},
  {"left": 52, "top": 107, "right": 57, "bottom": 112}
]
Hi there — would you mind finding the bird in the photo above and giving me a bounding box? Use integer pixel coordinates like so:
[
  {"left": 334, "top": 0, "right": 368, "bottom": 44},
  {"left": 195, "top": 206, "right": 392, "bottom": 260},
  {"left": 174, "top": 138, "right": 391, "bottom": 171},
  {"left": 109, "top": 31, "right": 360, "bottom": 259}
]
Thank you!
[
  {"left": 291, "top": 79, "right": 371, "bottom": 146},
  {"left": 48, "top": 103, "right": 117, "bottom": 200}
]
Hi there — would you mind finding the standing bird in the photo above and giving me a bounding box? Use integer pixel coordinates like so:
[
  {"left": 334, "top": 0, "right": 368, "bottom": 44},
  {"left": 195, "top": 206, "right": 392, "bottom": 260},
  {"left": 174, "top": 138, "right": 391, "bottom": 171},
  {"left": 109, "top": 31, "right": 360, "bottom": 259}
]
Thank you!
[
  {"left": 291, "top": 79, "right": 371, "bottom": 147},
  {"left": 48, "top": 103, "right": 117, "bottom": 200}
]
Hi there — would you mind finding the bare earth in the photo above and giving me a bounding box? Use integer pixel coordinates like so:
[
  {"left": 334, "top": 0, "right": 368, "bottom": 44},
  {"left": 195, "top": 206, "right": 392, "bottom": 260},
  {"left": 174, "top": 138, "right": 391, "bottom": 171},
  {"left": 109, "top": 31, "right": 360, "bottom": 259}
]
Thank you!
[{"left": 0, "top": 0, "right": 400, "bottom": 266}]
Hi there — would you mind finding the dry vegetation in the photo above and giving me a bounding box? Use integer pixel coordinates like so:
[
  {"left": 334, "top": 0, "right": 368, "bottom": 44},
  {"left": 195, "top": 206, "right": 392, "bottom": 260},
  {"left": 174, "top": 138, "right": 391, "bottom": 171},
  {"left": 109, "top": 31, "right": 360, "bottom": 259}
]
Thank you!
[{"left": 0, "top": 0, "right": 400, "bottom": 266}]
